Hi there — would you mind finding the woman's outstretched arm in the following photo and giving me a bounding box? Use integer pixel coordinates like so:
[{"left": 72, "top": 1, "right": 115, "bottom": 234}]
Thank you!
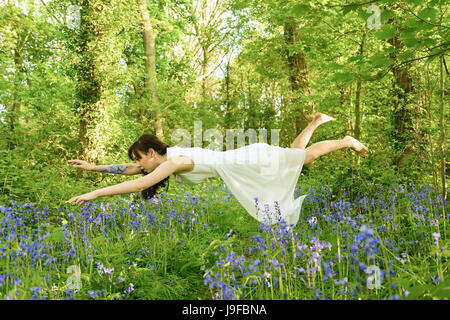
[
  {"left": 95, "top": 163, "right": 142, "bottom": 175},
  {"left": 65, "top": 158, "right": 180, "bottom": 206},
  {"left": 68, "top": 159, "right": 143, "bottom": 175}
]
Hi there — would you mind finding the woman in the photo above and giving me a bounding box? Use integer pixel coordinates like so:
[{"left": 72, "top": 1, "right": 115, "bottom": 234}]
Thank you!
[{"left": 66, "top": 113, "right": 368, "bottom": 226}]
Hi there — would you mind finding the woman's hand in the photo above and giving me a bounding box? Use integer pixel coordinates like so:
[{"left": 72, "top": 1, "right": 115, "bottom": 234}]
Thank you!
[
  {"left": 68, "top": 159, "right": 95, "bottom": 171},
  {"left": 65, "top": 191, "right": 99, "bottom": 207}
]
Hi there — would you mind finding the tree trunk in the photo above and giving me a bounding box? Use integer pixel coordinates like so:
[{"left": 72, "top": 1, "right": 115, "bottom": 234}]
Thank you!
[
  {"left": 75, "top": 1, "right": 109, "bottom": 178},
  {"left": 8, "top": 35, "right": 25, "bottom": 149},
  {"left": 387, "top": 20, "right": 415, "bottom": 169},
  {"left": 439, "top": 55, "right": 447, "bottom": 200},
  {"left": 137, "top": 0, "right": 164, "bottom": 140},
  {"left": 423, "top": 63, "right": 439, "bottom": 193},
  {"left": 201, "top": 46, "right": 209, "bottom": 99},
  {"left": 223, "top": 61, "right": 233, "bottom": 128},
  {"left": 337, "top": 85, "right": 353, "bottom": 135},
  {"left": 283, "top": 18, "right": 314, "bottom": 135},
  {"left": 354, "top": 32, "right": 366, "bottom": 141}
]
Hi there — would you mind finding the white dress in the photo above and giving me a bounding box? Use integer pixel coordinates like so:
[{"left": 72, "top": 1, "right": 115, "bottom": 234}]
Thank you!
[{"left": 166, "top": 143, "right": 308, "bottom": 226}]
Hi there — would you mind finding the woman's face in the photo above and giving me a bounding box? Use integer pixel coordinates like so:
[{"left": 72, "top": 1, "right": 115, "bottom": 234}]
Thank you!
[{"left": 134, "top": 148, "right": 159, "bottom": 173}]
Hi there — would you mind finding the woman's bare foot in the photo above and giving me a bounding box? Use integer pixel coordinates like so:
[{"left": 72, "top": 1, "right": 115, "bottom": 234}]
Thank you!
[
  {"left": 314, "top": 112, "right": 336, "bottom": 126},
  {"left": 343, "top": 136, "right": 369, "bottom": 158}
]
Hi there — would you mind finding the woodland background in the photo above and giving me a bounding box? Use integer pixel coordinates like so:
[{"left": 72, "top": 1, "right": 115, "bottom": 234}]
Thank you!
[{"left": 0, "top": 0, "right": 448, "bottom": 205}]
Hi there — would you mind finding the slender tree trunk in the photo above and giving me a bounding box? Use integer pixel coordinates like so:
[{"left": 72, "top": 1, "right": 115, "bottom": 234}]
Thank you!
[
  {"left": 354, "top": 32, "right": 366, "bottom": 141},
  {"left": 201, "top": 46, "right": 208, "bottom": 99},
  {"left": 337, "top": 85, "right": 353, "bottom": 136},
  {"left": 439, "top": 55, "right": 447, "bottom": 200},
  {"left": 354, "top": 80, "right": 362, "bottom": 140},
  {"left": 224, "top": 61, "right": 233, "bottom": 128},
  {"left": 8, "top": 35, "right": 25, "bottom": 149},
  {"left": 283, "top": 18, "right": 314, "bottom": 135},
  {"left": 138, "top": 0, "right": 164, "bottom": 140},
  {"left": 388, "top": 19, "right": 415, "bottom": 169},
  {"left": 339, "top": 86, "right": 351, "bottom": 109},
  {"left": 424, "top": 64, "right": 439, "bottom": 192}
]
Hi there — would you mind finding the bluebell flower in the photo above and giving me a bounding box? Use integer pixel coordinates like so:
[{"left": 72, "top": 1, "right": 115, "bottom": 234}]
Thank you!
[
  {"left": 30, "top": 287, "right": 42, "bottom": 300},
  {"left": 104, "top": 267, "right": 114, "bottom": 276},
  {"left": 269, "top": 259, "right": 279, "bottom": 268},
  {"left": 432, "top": 275, "right": 441, "bottom": 284},
  {"left": 124, "top": 283, "right": 134, "bottom": 293},
  {"left": 334, "top": 277, "right": 348, "bottom": 286},
  {"left": 315, "top": 289, "right": 322, "bottom": 299},
  {"left": 431, "top": 232, "right": 440, "bottom": 247},
  {"left": 308, "top": 216, "right": 318, "bottom": 228},
  {"left": 204, "top": 272, "right": 214, "bottom": 288},
  {"left": 0, "top": 273, "right": 13, "bottom": 288}
]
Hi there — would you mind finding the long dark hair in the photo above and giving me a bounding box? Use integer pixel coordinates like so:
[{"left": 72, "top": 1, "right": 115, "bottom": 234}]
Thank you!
[{"left": 128, "top": 134, "right": 170, "bottom": 200}]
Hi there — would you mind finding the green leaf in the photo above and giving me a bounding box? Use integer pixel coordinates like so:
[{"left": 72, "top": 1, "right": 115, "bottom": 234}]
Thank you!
[
  {"left": 328, "top": 62, "right": 343, "bottom": 70},
  {"left": 397, "top": 50, "right": 416, "bottom": 61},
  {"left": 290, "top": 4, "right": 311, "bottom": 17},
  {"left": 418, "top": 8, "right": 438, "bottom": 22},
  {"left": 404, "top": 18, "right": 423, "bottom": 28},
  {"left": 347, "top": 56, "right": 363, "bottom": 63},
  {"left": 430, "top": 277, "right": 450, "bottom": 298},
  {"left": 433, "top": 285, "right": 450, "bottom": 298},
  {"left": 406, "top": 283, "right": 434, "bottom": 299},
  {"left": 383, "top": 46, "right": 396, "bottom": 54},
  {"left": 422, "top": 37, "right": 438, "bottom": 48},
  {"left": 359, "top": 72, "right": 374, "bottom": 81},
  {"left": 430, "top": 46, "right": 446, "bottom": 55},
  {"left": 441, "top": 248, "right": 450, "bottom": 257},
  {"left": 374, "top": 25, "right": 397, "bottom": 40},
  {"left": 47, "top": 228, "right": 65, "bottom": 242},
  {"left": 400, "top": 29, "right": 419, "bottom": 48},
  {"left": 341, "top": 4, "right": 358, "bottom": 15},
  {"left": 369, "top": 53, "right": 393, "bottom": 68},
  {"left": 380, "top": 10, "right": 396, "bottom": 24},
  {"left": 331, "top": 72, "right": 355, "bottom": 83},
  {"left": 405, "top": 0, "right": 425, "bottom": 5},
  {"left": 358, "top": 7, "right": 371, "bottom": 20}
]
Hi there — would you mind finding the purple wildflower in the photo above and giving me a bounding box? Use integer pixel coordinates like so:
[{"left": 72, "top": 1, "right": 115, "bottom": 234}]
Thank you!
[
  {"left": 431, "top": 232, "right": 440, "bottom": 247},
  {"left": 124, "top": 283, "right": 134, "bottom": 293}
]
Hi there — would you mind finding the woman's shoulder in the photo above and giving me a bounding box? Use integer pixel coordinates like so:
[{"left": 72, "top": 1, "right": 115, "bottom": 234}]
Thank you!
[
  {"left": 170, "top": 155, "right": 194, "bottom": 175},
  {"left": 167, "top": 147, "right": 195, "bottom": 175}
]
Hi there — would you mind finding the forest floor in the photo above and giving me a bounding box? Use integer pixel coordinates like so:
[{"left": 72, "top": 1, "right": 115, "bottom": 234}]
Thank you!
[{"left": 0, "top": 178, "right": 448, "bottom": 300}]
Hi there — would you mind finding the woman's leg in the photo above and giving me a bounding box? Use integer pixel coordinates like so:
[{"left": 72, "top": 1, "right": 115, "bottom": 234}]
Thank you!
[
  {"left": 304, "top": 136, "right": 368, "bottom": 165},
  {"left": 290, "top": 112, "right": 336, "bottom": 149}
]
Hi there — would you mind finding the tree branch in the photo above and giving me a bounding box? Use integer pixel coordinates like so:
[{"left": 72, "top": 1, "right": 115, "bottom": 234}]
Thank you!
[
  {"left": 366, "top": 49, "right": 449, "bottom": 82},
  {"left": 321, "top": 19, "right": 361, "bottom": 46},
  {"left": 324, "top": 0, "right": 379, "bottom": 8},
  {"left": 443, "top": 56, "right": 449, "bottom": 75},
  {"left": 38, "top": 0, "right": 65, "bottom": 27},
  {"left": 399, "top": 2, "right": 450, "bottom": 29}
]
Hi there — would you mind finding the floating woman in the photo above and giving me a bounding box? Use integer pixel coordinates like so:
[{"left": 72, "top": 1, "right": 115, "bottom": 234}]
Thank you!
[{"left": 66, "top": 113, "right": 368, "bottom": 226}]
